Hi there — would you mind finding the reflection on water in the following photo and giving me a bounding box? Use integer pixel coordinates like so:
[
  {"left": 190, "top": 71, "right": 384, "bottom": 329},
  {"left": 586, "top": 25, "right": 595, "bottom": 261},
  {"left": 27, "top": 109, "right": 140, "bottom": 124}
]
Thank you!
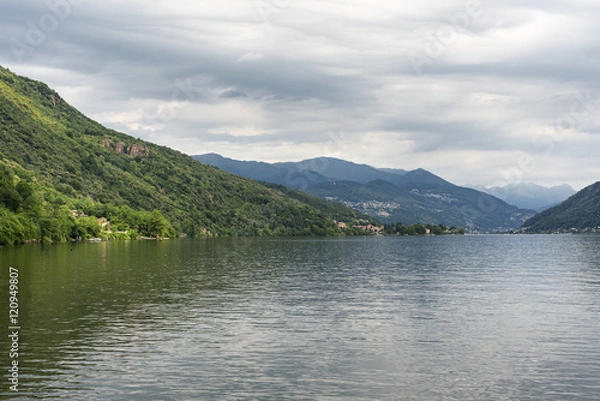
[{"left": 1, "top": 235, "right": 600, "bottom": 400}]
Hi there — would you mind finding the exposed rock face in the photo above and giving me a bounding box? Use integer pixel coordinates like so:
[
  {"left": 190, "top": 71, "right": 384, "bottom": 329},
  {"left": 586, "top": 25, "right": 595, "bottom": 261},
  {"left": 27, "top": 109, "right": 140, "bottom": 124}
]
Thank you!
[
  {"left": 100, "top": 139, "right": 150, "bottom": 157},
  {"left": 49, "top": 94, "right": 60, "bottom": 107},
  {"left": 115, "top": 142, "right": 127, "bottom": 154},
  {"left": 129, "top": 143, "right": 149, "bottom": 158}
]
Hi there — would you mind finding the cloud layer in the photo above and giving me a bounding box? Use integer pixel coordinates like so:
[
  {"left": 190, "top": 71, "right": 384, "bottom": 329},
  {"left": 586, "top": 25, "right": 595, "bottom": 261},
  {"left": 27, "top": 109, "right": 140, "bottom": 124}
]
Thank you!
[{"left": 2, "top": 0, "right": 600, "bottom": 189}]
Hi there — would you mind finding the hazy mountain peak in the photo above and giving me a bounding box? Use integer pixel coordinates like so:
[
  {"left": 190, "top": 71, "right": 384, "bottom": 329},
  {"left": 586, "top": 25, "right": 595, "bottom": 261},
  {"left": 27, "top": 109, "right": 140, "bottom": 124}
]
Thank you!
[{"left": 473, "top": 182, "right": 576, "bottom": 212}]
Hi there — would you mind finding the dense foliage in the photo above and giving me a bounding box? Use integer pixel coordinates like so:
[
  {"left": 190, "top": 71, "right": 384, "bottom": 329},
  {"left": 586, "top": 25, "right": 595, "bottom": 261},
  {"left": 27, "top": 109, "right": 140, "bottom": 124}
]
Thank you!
[
  {"left": 0, "top": 66, "right": 375, "bottom": 245},
  {"left": 0, "top": 163, "right": 177, "bottom": 245},
  {"left": 522, "top": 181, "right": 600, "bottom": 233}
]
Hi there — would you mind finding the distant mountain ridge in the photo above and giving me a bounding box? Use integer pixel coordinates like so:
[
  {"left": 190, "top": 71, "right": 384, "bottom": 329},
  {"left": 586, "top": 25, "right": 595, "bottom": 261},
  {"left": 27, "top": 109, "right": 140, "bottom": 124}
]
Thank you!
[
  {"left": 473, "top": 183, "right": 576, "bottom": 212},
  {"left": 197, "top": 154, "right": 451, "bottom": 188},
  {"left": 522, "top": 181, "right": 600, "bottom": 232},
  {"left": 194, "top": 154, "right": 537, "bottom": 232}
]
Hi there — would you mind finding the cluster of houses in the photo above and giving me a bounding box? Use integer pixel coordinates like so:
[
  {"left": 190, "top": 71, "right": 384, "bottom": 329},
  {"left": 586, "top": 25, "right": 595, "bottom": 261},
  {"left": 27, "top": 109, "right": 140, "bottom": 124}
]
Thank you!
[
  {"left": 69, "top": 210, "right": 130, "bottom": 239},
  {"left": 70, "top": 210, "right": 109, "bottom": 227},
  {"left": 336, "top": 221, "right": 384, "bottom": 234}
]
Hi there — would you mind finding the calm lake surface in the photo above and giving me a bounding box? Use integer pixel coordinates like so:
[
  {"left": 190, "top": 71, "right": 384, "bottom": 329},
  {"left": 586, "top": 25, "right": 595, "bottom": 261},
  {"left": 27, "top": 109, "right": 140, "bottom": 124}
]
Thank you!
[{"left": 1, "top": 235, "right": 600, "bottom": 400}]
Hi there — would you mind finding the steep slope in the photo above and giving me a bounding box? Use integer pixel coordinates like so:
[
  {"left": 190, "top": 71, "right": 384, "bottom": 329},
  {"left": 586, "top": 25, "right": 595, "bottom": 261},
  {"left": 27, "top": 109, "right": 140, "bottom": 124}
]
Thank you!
[
  {"left": 0, "top": 66, "right": 372, "bottom": 244},
  {"left": 522, "top": 181, "right": 600, "bottom": 232},
  {"left": 196, "top": 154, "right": 536, "bottom": 232}
]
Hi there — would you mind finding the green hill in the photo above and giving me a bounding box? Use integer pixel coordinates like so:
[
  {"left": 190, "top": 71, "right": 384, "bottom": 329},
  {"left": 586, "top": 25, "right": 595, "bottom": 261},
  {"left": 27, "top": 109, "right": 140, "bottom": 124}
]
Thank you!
[
  {"left": 0, "top": 66, "right": 374, "bottom": 245},
  {"left": 522, "top": 181, "right": 600, "bottom": 233}
]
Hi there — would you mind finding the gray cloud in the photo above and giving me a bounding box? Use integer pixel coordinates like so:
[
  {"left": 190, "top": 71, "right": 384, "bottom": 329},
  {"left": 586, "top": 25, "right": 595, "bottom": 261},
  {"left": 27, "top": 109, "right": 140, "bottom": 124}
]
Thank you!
[
  {"left": 1, "top": 0, "right": 599, "bottom": 189},
  {"left": 220, "top": 89, "right": 248, "bottom": 99}
]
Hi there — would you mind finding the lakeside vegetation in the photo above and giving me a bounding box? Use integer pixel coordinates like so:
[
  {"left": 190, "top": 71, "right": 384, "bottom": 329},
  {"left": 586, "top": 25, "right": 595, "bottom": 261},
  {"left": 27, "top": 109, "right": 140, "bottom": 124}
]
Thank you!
[
  {"left": 0, "top": 163, "right": 175, "bottom": 245},
  {"left": 0, "top": 152, "right": 463, "bottom": 245}
]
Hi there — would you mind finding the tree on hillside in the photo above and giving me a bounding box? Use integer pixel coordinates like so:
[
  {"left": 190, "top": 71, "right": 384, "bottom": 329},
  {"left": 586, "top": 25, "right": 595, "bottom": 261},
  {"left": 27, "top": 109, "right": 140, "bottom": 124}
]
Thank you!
[{"left": 148, "top": 209, "right": 173, "bottom": 237}]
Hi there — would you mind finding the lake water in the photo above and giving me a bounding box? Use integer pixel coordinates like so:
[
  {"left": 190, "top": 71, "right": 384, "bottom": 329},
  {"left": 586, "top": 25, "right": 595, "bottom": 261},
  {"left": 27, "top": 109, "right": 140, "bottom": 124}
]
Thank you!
[{"left": 1, "top": 235, "right": 600, "bottom": 400}]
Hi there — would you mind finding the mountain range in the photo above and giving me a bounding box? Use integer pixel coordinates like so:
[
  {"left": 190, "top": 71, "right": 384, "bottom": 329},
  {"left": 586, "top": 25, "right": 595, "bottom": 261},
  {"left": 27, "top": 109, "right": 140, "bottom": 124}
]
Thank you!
[
  {"left": 194, "top": 154, "right": 538, "bottom": 232},
  {"left": 0, "top": 66, "right": 376, "bottom": 245}
]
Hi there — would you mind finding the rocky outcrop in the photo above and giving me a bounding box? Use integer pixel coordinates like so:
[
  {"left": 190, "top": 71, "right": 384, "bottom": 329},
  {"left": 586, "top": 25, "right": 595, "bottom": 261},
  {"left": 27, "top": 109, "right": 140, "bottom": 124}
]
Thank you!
[
  {"left": 115, "top": 142, "right": 127, "bottom": 154},
  {"left": 49, "top": 94, "right": 60, "bottom": 107},
  {"left": 129, "top": 142, "right": 149, "bottom": 158},
  {"left": 101, "top": 139, "right": 150, "bottom": 158}
]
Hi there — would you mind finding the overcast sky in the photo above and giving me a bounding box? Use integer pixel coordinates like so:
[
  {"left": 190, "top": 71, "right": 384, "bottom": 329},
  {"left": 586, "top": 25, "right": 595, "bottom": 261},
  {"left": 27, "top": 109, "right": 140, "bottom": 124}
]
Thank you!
[{"left": 1, "top": 0, "right": 600, "bottom": 189}]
